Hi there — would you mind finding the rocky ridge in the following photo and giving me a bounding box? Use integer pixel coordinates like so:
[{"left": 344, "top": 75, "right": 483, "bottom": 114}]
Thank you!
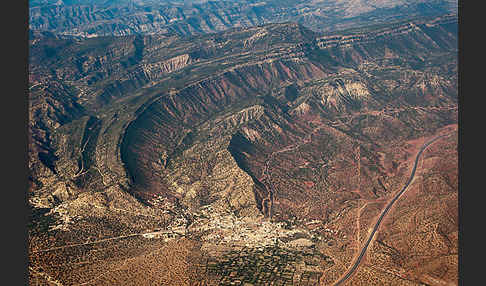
[
  {"left": 29, "top": 0, "right": 457, "bottom": 37},
  {"left": 28, "top": 14, "right": 458, "bottom": 285}
]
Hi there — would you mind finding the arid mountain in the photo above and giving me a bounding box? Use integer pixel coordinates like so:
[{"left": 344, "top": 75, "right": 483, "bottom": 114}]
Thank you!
[
  {"left": 28, "top": 13, "right": 458, "bottom": 286},
  {"left": 29, "top": 0, "right": 457, "bottom": 37}
]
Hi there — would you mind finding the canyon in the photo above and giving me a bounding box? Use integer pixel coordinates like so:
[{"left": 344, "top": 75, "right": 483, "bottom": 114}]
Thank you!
[{"left": 28, "top": 10, "right": 458, "bottom": 286}]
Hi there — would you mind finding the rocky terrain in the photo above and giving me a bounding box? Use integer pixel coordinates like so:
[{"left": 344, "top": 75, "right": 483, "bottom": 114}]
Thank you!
[
  {"left": 28, "top": 11, "right": 458, "bottom": 286},
  {"left": 29, "top": 0, "right": 457, "bottom": 37}
]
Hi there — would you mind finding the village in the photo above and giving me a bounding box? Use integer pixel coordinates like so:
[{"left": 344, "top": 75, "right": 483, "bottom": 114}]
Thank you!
[
  {"left": 192, "top": 206, "right": 335, "bottom": 285},
  {"left": 143, "top": 196, "right": 339, "bottom": 285}
]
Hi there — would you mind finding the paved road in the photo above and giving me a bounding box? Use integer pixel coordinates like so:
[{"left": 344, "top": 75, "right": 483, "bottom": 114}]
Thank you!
[{"left": 333, "top": 132, "right": 452, "bottom": 286}]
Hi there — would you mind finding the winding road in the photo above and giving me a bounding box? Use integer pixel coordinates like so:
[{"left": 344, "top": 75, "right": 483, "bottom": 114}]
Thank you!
[{"left": 332, "top": 132, "right": 453, "bottom": 286}]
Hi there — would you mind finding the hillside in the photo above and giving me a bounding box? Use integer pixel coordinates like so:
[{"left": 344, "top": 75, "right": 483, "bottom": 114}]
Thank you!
[{"left": 28, "top": 14, "right": 458, "bottom": 285}]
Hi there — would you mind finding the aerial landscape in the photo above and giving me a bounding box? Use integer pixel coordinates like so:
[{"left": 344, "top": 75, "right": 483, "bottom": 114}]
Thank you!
[{"left": 28, "top": 0, "right": 458, "bottom": 285}]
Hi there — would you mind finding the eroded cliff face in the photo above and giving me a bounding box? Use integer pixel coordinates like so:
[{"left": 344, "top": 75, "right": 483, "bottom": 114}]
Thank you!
[
  {"left": 28, "top": 16, "right": 458, "bottom": 285},
  {"left": 121, "top": 55, "right": 328, "bottom": 212},
  {"left": 28, "top": 14, "right": 458, "bottom": 217},
  {"left": 28, "top": 14, "right": 458, "bottom": 213},
  {"left": 141, "top": 53, "right": 192, "bottom": 81}
]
